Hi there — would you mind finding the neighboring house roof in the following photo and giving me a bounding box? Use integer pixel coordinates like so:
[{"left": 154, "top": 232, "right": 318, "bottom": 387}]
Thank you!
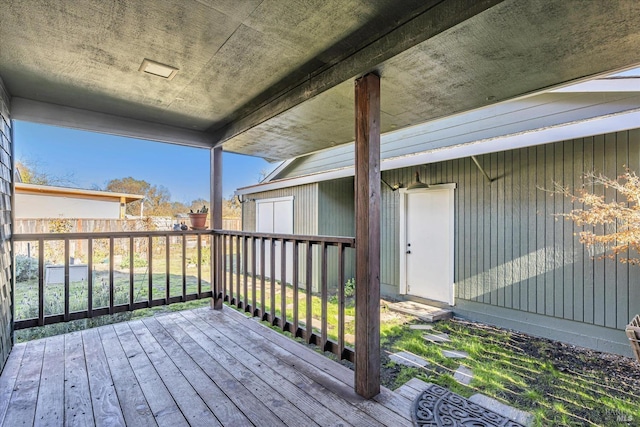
[
  {"left": 15, "top": 182, "right": 144, "bottom": 203},
  {"left": 237, "top": 74, "right": 640, "bottom": 196}
]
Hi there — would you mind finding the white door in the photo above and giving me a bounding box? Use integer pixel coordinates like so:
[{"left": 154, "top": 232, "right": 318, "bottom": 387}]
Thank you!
[
  {"left": 256, "top": 197, "right": 294, "bottom": 282},
  {"left": 401, "top": 185, "right": 455, "bottom": 304}
]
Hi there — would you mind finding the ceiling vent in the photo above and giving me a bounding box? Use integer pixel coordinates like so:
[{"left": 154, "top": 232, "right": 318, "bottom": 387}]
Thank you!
[{"left": 138, "top": 58, "right": 178, "bottom": 80}]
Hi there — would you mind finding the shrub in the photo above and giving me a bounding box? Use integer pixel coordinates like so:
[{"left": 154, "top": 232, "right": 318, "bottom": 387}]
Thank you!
[
  {"left": 344, "top": 278, "right": 355, "bottom": 297},
  {"left": 120, "top": 253, "right": 148, "bottom": 269},
  {"left": 15, "top": 255, "right": 38, "bottom": 281}
]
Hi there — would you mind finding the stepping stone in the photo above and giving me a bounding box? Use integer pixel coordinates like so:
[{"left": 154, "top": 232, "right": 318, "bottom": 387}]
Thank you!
[
  {"left": 388, "top": 300, "right": 452, "bottom": 322},
  {"left": 453, "top": 365, "right": 473, "bottom": 385},
  {"left": 422, "top": 332, "right": 451, "bottom": 343},
  {"left": 409, "top": 324, "right": 433, "bottom": 330},
  {"left": 470, "top": 394, "right": 533, "bottom": 426},
  {"left": 389, "top": 351, "right": 430, "bottom": 368},
  {"left": 412, "top": 383, "right": 527, "bottom": 427},
  {"left": 442, "top": 349, "right": 468, "bottom": 359}
]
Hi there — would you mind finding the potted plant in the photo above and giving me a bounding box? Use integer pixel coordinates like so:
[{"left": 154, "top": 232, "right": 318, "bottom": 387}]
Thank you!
[{"left": 188, "top": 205, "right": 208, "bottom": 230}]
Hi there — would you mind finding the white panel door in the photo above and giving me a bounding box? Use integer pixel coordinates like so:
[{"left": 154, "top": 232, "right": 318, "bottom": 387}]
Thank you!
[
  {"left": 257, "top": 202, "right": 275, "bottom": 233},
  {"left": 405, "top": 188, "right": 454, "bottom": 304},
  {"left": 273, "top": 200, "right": 293, "bottom": 234},
  {"left": 256, "top": 197, "right": 294, "bottom": 283}
]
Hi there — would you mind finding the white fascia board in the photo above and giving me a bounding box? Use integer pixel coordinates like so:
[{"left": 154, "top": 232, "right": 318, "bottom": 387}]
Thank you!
[
  {"left": 236, "top": 108, "right": 640, "bottom": 195},
  {"left": 12, "top": 98, "right": 214, "bottom": 149},
  {"left": 550, "top": 78, "right": 640, "bottom": 93},
  {"left": 236, "top": 167, "right": 354, "bottom": 196},
  {"left": 261, "top": 159, "right": 293, "bottom": 183},
  {"left": 382, "top": 108, "right": 640, "bottom": 170}
]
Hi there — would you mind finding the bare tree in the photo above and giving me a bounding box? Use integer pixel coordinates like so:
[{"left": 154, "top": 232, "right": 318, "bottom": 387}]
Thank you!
[{"left": 554, "top": 170, "right": 640, "bottom": 265}]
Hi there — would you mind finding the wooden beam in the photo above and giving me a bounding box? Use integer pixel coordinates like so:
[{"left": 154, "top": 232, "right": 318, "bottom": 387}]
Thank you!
[
  {"left": 354, "top": 73, "right": 380, "bottom": 398},
  {"left": 210, "top": 0, "right": 503, "bottom": 146},
  {"left": 211, "top": 146, "right": 223, "bottom": 310},
  {"left": 12, "top": 98, "right": 214, "bottom": 149}
]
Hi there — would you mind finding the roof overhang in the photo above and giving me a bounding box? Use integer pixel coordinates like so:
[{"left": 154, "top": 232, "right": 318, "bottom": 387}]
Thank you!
[
  {"left": 3, "top": 1, "right": 640, "bottom": 160},
  {"left": 235, "top": 107, "right": 640, "bottom": 195}
]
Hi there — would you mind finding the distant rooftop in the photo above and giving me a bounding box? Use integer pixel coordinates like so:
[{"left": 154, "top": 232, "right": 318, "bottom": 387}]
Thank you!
[{"left": 15, "top": 182, "right": 144, "bottom": 204}]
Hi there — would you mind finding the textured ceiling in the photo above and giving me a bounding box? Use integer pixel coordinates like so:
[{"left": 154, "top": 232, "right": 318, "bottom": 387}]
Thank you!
[{"left": 2, "top": 0, "right": 640, "bottom": 160}]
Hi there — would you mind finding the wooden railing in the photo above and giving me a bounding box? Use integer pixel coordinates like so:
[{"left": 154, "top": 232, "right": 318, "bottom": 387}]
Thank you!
[
  {"left": 13, "top": 229, "right": 357, "bottom": 363},
  {"left": 13, "top": 230, "right": 213, "bottom": 329},
  {"left": 212, "top": 230, "right": 356, "bottom": 362}
]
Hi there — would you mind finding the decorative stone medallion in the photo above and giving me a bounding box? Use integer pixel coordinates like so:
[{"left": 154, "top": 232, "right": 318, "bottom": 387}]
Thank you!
[{"left": 412, "top": 384, "right": 525, "bottom": 427}]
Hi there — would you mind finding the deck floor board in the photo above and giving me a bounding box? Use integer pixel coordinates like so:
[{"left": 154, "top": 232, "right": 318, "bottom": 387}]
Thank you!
[{"left": 0, "top": 307, "right": 413, "bottom": 426}]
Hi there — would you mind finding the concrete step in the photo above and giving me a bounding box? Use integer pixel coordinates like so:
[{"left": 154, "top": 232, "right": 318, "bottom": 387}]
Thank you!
[
  {"left": 389, "top": 351, "right": 430, "bottom": 368},
  {"left": 387, "top": 300, "right": 452, "bottom": 322},
  {"left": 422, "top": 332, "right": 451, "bottom": 343},
  {"left": 453, "top": 365, "right": 474, "bottom": 385},
  {"left": 470, "top": 394, "right": 533, "bottom": 426},
  {"left": 442, "top": 349, "right": 468, "bottom": 359},
  {"left": 408, "top": 324, "right": 434, "bottom": 330}
]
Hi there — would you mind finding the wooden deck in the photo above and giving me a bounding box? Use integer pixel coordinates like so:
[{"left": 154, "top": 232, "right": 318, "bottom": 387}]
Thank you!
[{"left": 0, "top": 306, "right": 414, "bottom": 426}]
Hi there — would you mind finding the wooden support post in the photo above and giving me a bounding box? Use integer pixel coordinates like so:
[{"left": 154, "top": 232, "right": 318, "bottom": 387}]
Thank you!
[
  {"left": 211, "top": 146, "right": 223, "bottom": 310},
  {"left": 354, "top": 72, "right": 380, "bottom": 398}
]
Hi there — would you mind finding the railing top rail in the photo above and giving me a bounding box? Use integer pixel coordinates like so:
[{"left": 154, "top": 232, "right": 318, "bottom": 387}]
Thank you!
[
  {"left": 13, "top": 229, "right": 214, "bottom": 241},
  {"left": 212, "top": 229, "right": 356, "bottom": 246},
  {"left": 13, "top": 229, "right": 356, "bottom": 246}
]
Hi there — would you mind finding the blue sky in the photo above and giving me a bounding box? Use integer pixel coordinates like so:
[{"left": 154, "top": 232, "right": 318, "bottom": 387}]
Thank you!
[{"left": 14, "top": 121, "right": 278, "bottom": 203}]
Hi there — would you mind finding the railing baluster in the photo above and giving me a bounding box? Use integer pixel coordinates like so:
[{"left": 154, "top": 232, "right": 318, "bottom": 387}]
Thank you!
[
  {"left": 321, "top": 241, "right": 328, "bottom": 351},
  {"left": 338, "top": 243, "right": 345, "bottom": 358},
  {"left": 109, "top": 237, "right": 114, "bottom": 315},
  {"left": 251, "top": 236, "right": 256, "bottom": 316},
  {"left": 236, "top": 235, "right": 241, "bottom": 308},
  {"left": 165, "top": 235, "right": 170, "bottom": 303},
  {"left": 129, "top": 236, "right": 134, "bottom": 310},
  {"left": 270, "top": 238, "right": 276, "bottom": 325},
  {"left": 197, "top": 234, "right": 202, "bottom": 296},
  {"left": 305, "top": 241, "right": 313, "bottom": 344},
  {"left": 182, "top": 234, "right": 187, "bottom": 301},
  {"left": 148, "top": 235, "right": 153, "bottom": 305},
  {"left": 38, "top": 238, "right": 44, "bottom": 326},
  {"left": 280, "top": 238, "right": 287, "bottom": 331},
  {"left": 260, "top": 237, "right": 266, "bottom": 321},
  {"left": 64, "top": 238, "right": 70, "bottom": 322},
  {"left": 88, "top": 238, "right": 93, "bottom": 318},
  {"left": 293, "top": 240, "right": 299, "bottom": 337},
  {"left": 228, "top": 235, "right": 234, "bottom": 304},
  {"left": 222, "top": 233, "right": 227, "bottom": 301},
  {"left": 214, "top": 233, "right": 220, "bottom": 301},
  {"left": 242, "top": 235, "right": 248, "bottom": 311}
]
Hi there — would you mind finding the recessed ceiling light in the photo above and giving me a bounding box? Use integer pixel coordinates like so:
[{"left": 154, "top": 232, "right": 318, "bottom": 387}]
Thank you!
[{"left": 139, "top": 58, "right": 178, "bottom": 80}]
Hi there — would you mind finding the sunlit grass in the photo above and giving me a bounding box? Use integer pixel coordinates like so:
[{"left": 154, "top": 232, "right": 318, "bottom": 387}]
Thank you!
[{"left": 381, "top": 317, "right": 640, "bottom": 426}]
